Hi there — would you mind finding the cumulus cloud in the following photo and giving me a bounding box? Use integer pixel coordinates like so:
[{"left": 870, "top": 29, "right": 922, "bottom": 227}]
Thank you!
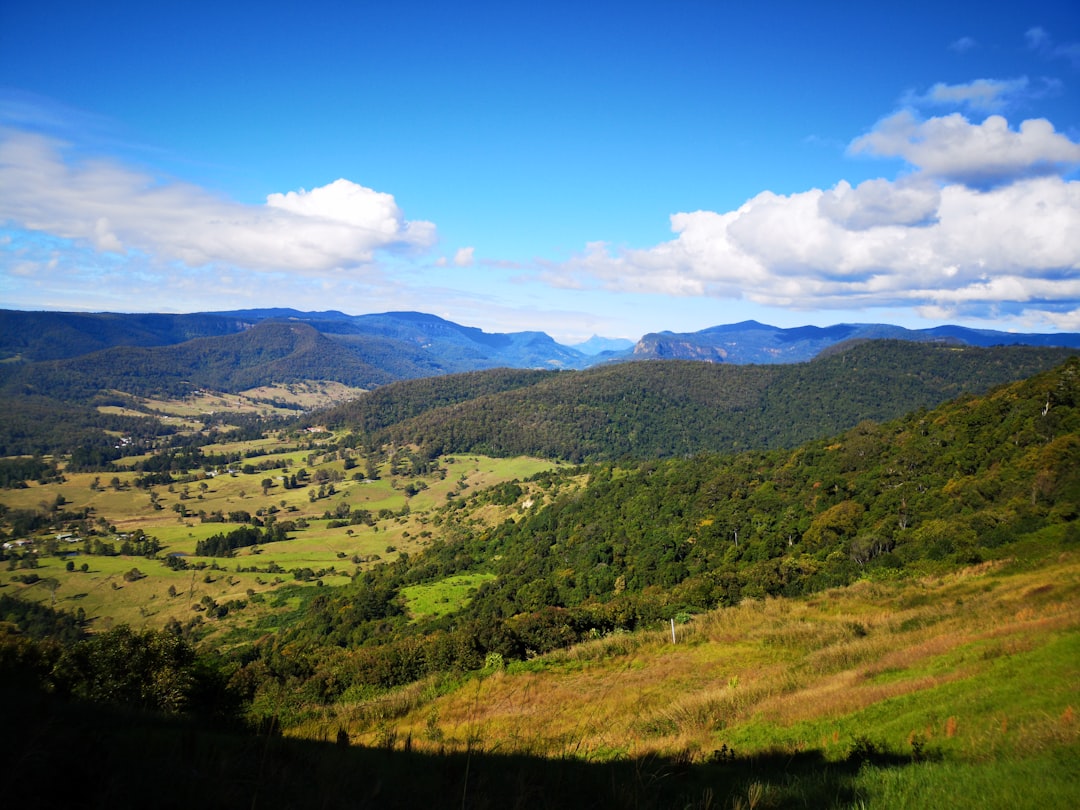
[
  {"left": 549, "top": 111, "right": 1080, "bottom": 324},
  {"left": 0, "top": 130, "right": 436, "bottom": 273},
  {"left": 849, "top": 111, "right": 1080, "bottom": 187},
  {"left": 818, "top": 178, "right": 940, "bottom": 230}
]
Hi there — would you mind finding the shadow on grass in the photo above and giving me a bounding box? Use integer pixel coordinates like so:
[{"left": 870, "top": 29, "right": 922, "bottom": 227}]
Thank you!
[{"left": 8, "top": 689, "right": 917, "bottom": 809}]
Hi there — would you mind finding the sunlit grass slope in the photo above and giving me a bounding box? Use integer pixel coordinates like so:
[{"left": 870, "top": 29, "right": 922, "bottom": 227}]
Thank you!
[{"left": 306, "top": 551, "right": 1080, "bottom": 808}]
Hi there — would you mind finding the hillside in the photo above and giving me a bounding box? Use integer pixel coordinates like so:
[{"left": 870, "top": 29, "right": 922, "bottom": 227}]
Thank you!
[
  {"left": 5, "top": 553, "right": 1077, "bottom": 809},
  {"left": 0, "top": 309, "right": 253, "bottom": 362},
  {"left": 0, "top": 321, "right": 408, "bottom": 457},
  {"left": 0, "top": 320, "right": 397, "bottom": 401},
  {"left": 315, "top": 368, "right": 557, "bottom": 434},
  {"left": 248, "top": 355, "right": 1080, "bottom": 681},
  {"left": 1, "top": 357, "right": 1078, "bottom": 808},
  {"left": 331, "top": 311, "right": 590, "bottom": 371},
  {"left": 0, "top": 394, "right": 168, "bottom": 458},
  {"left": 326, "top": 341, "right": 1079, "bottom": 461}
]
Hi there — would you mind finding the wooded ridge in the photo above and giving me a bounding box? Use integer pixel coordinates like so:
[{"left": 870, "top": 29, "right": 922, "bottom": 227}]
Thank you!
[{"left": 326, "top": 341, "right": 1078, "bottom": 460}]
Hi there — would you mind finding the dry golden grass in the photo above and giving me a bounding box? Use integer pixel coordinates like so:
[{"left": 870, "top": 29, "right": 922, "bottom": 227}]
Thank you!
[{"left": 323, "top": 551, "right": 1080, "bottom": 763}]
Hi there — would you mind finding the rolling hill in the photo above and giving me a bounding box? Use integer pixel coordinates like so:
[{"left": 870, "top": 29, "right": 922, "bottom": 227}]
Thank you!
[
  {"left": 0, "top": 321, "right": 399, "bottom": 401},
  {"left": 323, "top": 341, "right": 1079, "bottom": 460},
  {"left": 0, "top": 308, "right": 596, "bottom": 372},
  {"left": 0, "top": 309, "right": 253, "bottom": 362}
]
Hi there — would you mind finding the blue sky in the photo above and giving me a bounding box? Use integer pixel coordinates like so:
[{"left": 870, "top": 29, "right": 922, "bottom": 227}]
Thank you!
[{"left": 1, "top": 1, "right": 1078, "bottom": 343}]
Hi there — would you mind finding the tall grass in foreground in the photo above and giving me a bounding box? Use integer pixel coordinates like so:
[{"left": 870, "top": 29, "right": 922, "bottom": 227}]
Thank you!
[{"left": 289, "top": 553, "right": 1080, "bottom": 807}]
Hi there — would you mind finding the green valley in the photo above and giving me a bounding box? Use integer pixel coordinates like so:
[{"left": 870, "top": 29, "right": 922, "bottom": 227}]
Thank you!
[{"left": 1, "top": 344, "right": 1078, "bottom": 808}]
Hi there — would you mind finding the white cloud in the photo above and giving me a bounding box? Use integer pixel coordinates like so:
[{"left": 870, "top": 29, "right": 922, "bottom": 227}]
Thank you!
[
  {"left": 453, "top": 246, "right": 475, "bottom": 267},
  {"left": 549, "top": 111, "right": 1080, "bottom": 324},
  {"left": 903, "top": 78, "right": 1032, "bottom": 114},
  {"left": 850, "top": 111, "right": 1080, "bottom": 187},
  {"left": 818, "top": 178, "right": 940, "bottom": 230},
  {"left": 0, "top": 129, "right": 436, "bottom": 274}
]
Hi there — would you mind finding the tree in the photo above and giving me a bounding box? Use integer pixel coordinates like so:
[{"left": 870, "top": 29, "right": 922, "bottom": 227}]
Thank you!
[
  {"left": 802, "top": 500, "right": 864, "bottom": 548},
  {"left": 58, "top": 626, "right": 197, "bottom": 714}
]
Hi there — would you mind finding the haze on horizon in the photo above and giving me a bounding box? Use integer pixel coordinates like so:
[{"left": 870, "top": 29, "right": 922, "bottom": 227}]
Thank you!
[{"left": 1, "top": 0, "right": 1078, "bottom": 343}]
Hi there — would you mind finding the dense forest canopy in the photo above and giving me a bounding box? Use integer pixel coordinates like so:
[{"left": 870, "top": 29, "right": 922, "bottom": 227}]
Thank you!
[{"left": 330, "top": 342, "right": 1079, "bottom": 461}]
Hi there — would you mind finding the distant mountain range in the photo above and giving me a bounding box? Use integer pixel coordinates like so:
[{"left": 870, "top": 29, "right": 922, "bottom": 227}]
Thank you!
[
  {"left": 1, "top": 309, "right": 1078, "bottom": 388},
  {"left": 1, "top": 305, "right": 1078, "bottom": 461},
  {"left": 630, "top": 320, "right": 1080, "bottom": 364},
  {"left": 568, "top": 335, "right": 636, "bottom": 355}
]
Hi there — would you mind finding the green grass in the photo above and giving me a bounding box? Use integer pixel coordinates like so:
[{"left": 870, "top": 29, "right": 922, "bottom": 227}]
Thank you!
[
  {"left": 721, "top": 628, "right": 1079, "bottom": 760},
  {"left": 862, "top": 745, "right": 1080, "bottom": 808},
  {"left": 401, "top": 573, "right": 497, "bottom": 621},
  {"left": 292, "top": 551, "right": 1080, "bottom": 808},
  {"left": 1, "top": 443, "right": 557, "bottom": 644}
]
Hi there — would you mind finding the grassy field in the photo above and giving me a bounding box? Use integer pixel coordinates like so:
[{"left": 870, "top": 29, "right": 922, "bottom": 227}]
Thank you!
[
  {"left": 300, "top": 551, "right": 1080, "bottom": 807},
  {"left": 402, "top": 572, "right": 498, "bottom": 621},
  {"left": 0, "top": 440, "right": 557, "bottom": 643},
  {"left": 96, "top": 381, "right": 369, "bottom": 421}
]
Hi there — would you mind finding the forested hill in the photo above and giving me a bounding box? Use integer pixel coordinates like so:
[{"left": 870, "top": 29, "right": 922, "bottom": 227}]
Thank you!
[
  {"left": 0, "top": 309, "right": 252, "bottom": 362},
  {"left": 439, "top": 355, "right": 1080, "bottom": 623},
  {"left": 240, "top": 357, "right": 1080, "bottom": 695},
  {"left": 0, "top": 321, "right": 399, "bottom": 401},
  {"left": 317, "top": 368, "right": 557, "bottom": 433},
  {"left": 0, "top": 308, "right": 594, "bottom": 373},
  {"left": 326, "top": 341, "right": 1078, "bottom": 461}
]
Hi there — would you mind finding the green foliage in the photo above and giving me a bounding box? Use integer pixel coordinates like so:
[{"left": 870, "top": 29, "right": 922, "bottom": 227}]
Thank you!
[
  {"left": 0, "top": 309, "right": 250, "bottom": 362},
  {"left": 195, "top": 523, "right": 290, "bottom": 557},
  {"left": 2, "top": 355, "right": 1079, "bottom": 807},
  {"left": 0, "top": 593, "right": 85, "bottom": 643},
  {"left": 0, "top": 456, "right": 61, "bottom": 488},
  {"left": 53, "top": 625, "right": 197, "bottom": 713},
  {"left": 319, "top": 368, "right": 555, "bottom": 435},
  {"left": 0, "top": 394, "right": 165, "bottom": 457},
  {"left": 343, "top": 343, "right": 1076, "bottom": 462},
  {"left": 225, "top": 357, "right": 1080, "bottom": 701},
  {"left": 2, "top": 321, "right": 397, "bottom": 402}
]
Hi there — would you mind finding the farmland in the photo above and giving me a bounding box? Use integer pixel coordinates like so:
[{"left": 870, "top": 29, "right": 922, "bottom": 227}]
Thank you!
[{"left": 1, "top": 432, "right": 559, "bottom": 644}]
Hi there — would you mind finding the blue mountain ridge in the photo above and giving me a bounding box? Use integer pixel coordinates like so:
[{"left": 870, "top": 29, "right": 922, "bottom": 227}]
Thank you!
[
  {"left": 2, "top": 308, "right": 1078, "bottom": 372},
  {"left": 631, "top": 321, "right": 1080, "bottom": 364}
]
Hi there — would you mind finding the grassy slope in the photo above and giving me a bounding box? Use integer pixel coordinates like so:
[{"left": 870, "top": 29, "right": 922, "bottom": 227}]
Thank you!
[{"left": 303, "top": 549, "right": 1080, "bottom": 808}]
